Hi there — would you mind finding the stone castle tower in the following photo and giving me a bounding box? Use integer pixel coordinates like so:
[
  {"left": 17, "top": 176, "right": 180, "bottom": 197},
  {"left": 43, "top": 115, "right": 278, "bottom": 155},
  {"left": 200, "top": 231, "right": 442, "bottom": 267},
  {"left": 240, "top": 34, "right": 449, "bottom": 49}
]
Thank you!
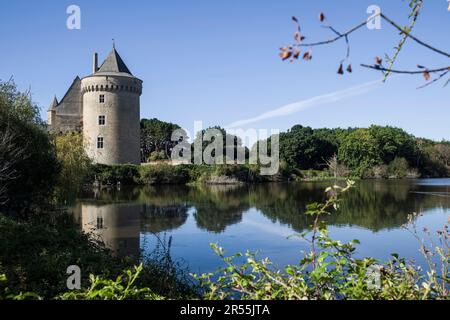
[{"left": 48, "top": 47, "right": 142, "bottom": 165}]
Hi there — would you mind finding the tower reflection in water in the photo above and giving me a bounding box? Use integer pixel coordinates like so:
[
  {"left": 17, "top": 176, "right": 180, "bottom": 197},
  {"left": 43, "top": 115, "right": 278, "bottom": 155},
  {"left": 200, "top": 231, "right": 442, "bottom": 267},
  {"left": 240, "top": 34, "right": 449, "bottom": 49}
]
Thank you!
[
  {"left": 79, "top": 203, "right": 141, "bottom": 257},
  {"left": 73, "top": 191, "right": 190, "bottom": 258}
]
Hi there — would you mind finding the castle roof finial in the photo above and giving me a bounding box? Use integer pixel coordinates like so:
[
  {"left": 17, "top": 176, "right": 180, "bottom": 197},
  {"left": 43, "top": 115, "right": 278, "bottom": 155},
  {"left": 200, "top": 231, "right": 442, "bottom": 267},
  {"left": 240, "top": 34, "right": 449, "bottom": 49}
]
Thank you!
[
  {"left": 112, "top": 38, "right": 115, "bottom": 49},
  {"left": 96, "top": 45, "right": 132, "bottom": 75}
]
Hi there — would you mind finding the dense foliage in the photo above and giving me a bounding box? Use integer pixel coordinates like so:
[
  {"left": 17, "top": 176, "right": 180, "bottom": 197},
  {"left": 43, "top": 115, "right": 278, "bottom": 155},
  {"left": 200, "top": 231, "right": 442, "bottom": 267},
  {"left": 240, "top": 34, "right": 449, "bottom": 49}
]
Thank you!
[
  {"left": 0, "top": 79, "right": 59, "bottom": 215},
  {"left": 277, "top": 124, "right": 449, "bottom": 178},
  {"left": 53, "top": 133, "right": 92, "bottom": 201},
  {"left": 140, "top": 118, "right": 181, "bottom": 162}
]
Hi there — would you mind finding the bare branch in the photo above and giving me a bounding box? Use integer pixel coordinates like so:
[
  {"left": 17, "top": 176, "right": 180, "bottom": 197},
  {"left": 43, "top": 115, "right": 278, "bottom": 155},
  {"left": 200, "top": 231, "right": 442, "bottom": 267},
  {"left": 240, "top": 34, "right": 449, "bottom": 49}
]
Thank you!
[
  {"left": 360, "top": 64, "right": 450, "bottom": 74},
  {"left": 290, "top": 13, "right": 450, "bottom": 59},
  {"left": 294, "top": 19, "right": 368, "bottom": 48},
  {"left": 416, "top": 70, "right": 450, "bottom": 89},
  {"left": 282, "top": 7, "right": 450, "bottom": 87},
  {"left": 380, "top": 13, "right": 450, "bottom": 59}
]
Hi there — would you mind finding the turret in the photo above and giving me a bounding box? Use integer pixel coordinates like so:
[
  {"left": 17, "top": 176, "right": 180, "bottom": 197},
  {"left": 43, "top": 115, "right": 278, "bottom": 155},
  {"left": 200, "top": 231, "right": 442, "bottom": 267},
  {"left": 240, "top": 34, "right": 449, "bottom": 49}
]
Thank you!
[
  {"left": 81, "top": 46, "right": 142, "bottom": 165},
  {"left": 47, "top": 96, "right": 58, "bottom": 126}
]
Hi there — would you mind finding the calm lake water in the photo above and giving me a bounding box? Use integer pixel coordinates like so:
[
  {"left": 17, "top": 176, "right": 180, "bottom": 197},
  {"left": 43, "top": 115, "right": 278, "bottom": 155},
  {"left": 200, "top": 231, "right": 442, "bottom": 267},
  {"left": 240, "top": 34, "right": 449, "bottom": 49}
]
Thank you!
[{"left": 71, "top": 179, "right": 450, "bottom": 273}]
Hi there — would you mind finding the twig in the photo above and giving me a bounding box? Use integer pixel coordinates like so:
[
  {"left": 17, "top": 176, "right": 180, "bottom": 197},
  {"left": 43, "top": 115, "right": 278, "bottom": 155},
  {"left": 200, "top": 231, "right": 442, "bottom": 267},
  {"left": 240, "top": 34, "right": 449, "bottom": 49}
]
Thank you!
[
  {"left": 380, "top": 13, "right": 450, "bottom": 59},
  {"left": 416, "top": 70, "right": 450, "bottom": 89},
  {"left": 360, "top": 64, "right": 450, "bottom": 74}
]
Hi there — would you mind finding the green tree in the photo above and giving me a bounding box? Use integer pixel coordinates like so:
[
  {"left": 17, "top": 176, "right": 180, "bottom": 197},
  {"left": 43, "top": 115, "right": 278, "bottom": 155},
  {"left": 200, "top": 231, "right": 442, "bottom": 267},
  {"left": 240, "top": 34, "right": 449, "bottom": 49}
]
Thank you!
[
  {"left": 338, "top": 128, "right": 381, "bottom": 175},
  {"left": 368, "top": 125, "right": 418, "bottom": 165},
  {"left": 0, "top": 79, "right": 41, "bottom": 124},
  {"left": 279, "top": 125, "right": 336, "bottom": 170},
  {"left": 54, "top": 133, "right": 92, "bottom": 199},
  {"left": 0, "top": 79, "right": 59, "bottom": 214},
  {"left": 433, "top": 142, "right": 450, "bottom": 168},
  {"left": 193, "top": 126, "right": 248, "bottom": 163},
  {"left": 140, "top": 118, "right": 181, "bottom": 161}
]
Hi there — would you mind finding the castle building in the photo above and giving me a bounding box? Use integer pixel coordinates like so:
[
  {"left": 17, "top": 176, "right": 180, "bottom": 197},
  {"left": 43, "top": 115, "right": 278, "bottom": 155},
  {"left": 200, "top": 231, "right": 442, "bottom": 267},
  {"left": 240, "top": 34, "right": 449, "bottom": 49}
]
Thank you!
[{"left": 48, "top": 47, "right": 143, "bottom": 165}]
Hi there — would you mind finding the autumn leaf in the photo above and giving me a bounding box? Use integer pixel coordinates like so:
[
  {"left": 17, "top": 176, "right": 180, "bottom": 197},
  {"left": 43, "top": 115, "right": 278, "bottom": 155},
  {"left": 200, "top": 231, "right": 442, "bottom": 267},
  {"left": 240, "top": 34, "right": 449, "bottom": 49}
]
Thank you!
[
  {"left": 346, "top": 64, "right": 353, "bottom": 73},
  {"left": 292, "top": 16, "right": 298, "bottom": 23},
  {"left": 337, "top": 64, "right": 344, "bottom": 75},
  {"left": 293, "top": 50, "right": 301, "bottom": 59},
  {"left": 294, "top": 32, "right": 300, "bottom": 41},
  {"left": 375, "top": 56, "right": 383, "bottom": 65},
  {"left": 423, "top": 70, "right": 430, "bottom": 81},
  {"left": 319, "top": 12, "right": 326, "bottom": 22},
  {"left": 280, "top": 50, "right": 292, "bottom": 61},
  {"left": 302, "top": 49, "right": 312, "bottom": 60}
]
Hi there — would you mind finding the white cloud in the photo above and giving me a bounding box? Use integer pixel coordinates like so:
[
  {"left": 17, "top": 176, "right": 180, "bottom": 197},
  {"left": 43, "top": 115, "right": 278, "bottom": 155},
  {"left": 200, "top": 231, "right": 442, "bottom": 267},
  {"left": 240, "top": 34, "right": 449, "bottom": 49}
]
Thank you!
[{"left": 225, "top": 78, "right": 384, "bottom": 129}]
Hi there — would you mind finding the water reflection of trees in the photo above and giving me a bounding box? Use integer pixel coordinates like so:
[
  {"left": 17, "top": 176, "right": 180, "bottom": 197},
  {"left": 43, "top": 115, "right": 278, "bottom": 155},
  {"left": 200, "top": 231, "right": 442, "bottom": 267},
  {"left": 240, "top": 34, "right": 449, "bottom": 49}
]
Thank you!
[
  {"left": 76, "top": 180, "right": 450, "bottom": 238},
  {"left": 189, "top": 185, "right": 250, "bottom": 233},
  {"left": 141, "top": 204, "right": 189, "bottom": 234},
  {"left": 253, "top": 181, "right": 450, "bottom": 233},
  {"left": 136, "top": 184, "right": 250, "bottom": 233}
]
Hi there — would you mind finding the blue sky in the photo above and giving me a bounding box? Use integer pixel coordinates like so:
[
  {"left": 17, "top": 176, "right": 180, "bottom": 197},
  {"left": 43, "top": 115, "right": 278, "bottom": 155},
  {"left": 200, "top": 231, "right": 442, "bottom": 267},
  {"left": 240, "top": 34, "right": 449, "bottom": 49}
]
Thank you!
[{"left": 0, "top": 0, "right": 449, "bottom": 140}]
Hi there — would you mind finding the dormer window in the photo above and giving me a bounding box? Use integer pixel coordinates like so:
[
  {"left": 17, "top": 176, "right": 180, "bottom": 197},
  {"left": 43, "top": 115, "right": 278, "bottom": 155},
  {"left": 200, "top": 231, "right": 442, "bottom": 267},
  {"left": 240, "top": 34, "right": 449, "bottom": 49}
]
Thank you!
[{"left": 99, "top": 94, "right": 105, "bottom": 103}]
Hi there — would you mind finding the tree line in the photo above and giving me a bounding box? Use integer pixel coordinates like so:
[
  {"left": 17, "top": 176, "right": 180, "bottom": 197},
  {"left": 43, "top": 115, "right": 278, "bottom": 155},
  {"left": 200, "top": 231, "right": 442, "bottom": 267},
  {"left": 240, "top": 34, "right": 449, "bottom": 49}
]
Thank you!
[{"left": 140, "top": 119, "right": 450, "bottom": 179}]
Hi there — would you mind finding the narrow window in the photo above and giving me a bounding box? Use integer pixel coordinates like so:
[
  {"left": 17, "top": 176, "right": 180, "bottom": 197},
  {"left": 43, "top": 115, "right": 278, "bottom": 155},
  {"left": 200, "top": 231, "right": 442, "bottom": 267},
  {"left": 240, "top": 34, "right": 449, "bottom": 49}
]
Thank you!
[
  {"left": 98, "top": 115, "right": 106, "bottom": 125},
  {"left": 99, "top": 94, "right": 105, "bottom": 103},
  {"left": 96, "top": 216, "right": 104, "bottom": 229},
  {"left": 97, "top": 137, "right": 104, "bottom": 149}
]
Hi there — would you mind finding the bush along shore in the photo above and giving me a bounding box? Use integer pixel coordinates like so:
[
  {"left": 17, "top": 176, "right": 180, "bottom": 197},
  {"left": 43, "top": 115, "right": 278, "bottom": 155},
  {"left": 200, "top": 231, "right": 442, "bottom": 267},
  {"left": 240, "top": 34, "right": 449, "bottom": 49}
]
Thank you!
[
  {"left": 88, "top": 163, "right": 292, "bottom": 188},
  {"left": 84, "top": 160, "right": 436, "bottom": 189}
]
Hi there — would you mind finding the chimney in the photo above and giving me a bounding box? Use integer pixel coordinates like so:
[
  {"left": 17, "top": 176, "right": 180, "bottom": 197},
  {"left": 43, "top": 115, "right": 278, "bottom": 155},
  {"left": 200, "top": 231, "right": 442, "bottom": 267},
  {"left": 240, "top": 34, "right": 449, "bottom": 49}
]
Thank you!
[{"left": 92, "top": 52, "right": 98, "bottom": 73}]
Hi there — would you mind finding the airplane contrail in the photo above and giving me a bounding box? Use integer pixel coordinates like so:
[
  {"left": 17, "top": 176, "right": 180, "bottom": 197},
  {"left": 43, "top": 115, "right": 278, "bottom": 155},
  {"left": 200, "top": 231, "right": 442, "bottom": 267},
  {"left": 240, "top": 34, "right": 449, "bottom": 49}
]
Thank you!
[{"left": 225, "top": 78, "right": 384, "bottom": 129}]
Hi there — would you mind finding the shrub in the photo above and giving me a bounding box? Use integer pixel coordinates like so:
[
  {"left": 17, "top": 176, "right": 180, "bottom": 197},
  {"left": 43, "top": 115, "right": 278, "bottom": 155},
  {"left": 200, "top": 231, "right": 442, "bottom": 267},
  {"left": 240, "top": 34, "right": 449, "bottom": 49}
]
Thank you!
[
  {"left": 0, "top": 210, "right": 198, "bottom": 299},
  {"left": 387, "top": 157, "right": 409, "bottom": 178},
  {"left": 54, "top": 133, "right": 92, "bottom": 199},
  {"left": 57, "top": 264, "right": 163, "bottom": 300},
  {"left": 0, "top": 81, "right": 59, "bottom": 214},
  {"left": 92, "top": 164, "right": 141, "bottom": 185},
  {"left": 299, "top": 169, "right": 333, "bottom": 180},
  {"left": 140, "top": 164, "right": 189, "bottom": 185},
  {"left": 148, "top": 151, "right": 167, "bottom": 162},
  {"left": 363, "top": 165, "right": 388, "bottom": 179}
]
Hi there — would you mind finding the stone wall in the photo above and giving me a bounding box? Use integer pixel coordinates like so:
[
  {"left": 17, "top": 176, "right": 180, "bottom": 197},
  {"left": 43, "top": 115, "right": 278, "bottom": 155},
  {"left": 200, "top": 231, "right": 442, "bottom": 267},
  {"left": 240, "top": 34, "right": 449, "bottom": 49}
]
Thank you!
[
  {"left": 48, "top": 77, "right": 83, "bottom": 133},
  {"left": 81, "top": 75, "right": 142, "bottom": 165}
]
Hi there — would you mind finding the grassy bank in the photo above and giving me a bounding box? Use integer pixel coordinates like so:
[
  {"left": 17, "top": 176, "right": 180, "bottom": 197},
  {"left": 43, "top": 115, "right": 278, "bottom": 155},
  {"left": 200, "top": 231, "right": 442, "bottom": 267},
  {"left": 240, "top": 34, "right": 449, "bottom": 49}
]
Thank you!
[
  {"left": 88, "top": 163, "right": 293, "bottom": 187},
  {"left": 86, "top": 163, "right": 438, "bottom": 188},
  {"left": 0, "top": 209, "right": 197, "bottom": 299}
]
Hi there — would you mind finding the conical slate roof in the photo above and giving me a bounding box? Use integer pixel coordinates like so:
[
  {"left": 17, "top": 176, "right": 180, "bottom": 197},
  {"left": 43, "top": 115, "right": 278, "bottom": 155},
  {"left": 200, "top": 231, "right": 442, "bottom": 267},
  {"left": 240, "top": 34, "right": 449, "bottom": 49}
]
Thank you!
[
  {"left": 97, "top": 48, "right": 132, "bottom": 75},
  {"left": 48, "top": 96, "right": 59, "bottom": 111}
]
